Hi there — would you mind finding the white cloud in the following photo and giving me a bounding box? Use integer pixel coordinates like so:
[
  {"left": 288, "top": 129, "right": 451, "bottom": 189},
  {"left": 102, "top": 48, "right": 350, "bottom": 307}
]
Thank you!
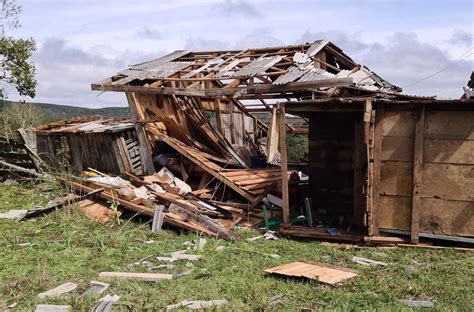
[
  {"left": 215, "top": 0, "right": 262, "bottom": 18},
  {"left": 30, "top": 38, "right": 167, "bottom": 107},
  {"left": 137, "top": 27, "right": 162, "bottom": 40}
]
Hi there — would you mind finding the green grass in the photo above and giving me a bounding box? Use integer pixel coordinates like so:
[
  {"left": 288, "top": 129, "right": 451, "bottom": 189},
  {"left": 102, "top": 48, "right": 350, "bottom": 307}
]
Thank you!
[{"left": 0, "top": 181, "right": 473, "bottom": 311}]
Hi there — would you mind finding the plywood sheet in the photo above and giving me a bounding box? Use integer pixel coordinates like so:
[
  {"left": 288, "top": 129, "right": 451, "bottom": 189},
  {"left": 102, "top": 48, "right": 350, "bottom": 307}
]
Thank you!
[
  {"left": 378, "top": 195, "right": 411, "bottom": 230},
  {"left": 381, "top": 136, "right": 414, "bottom": 161},
  {"left": 421, "top": 163, "right": 474, "bottom": 201},
  {"left": 382, "top": 110, "right": 416, "bottom": 137},
  {"left": 264, "top": 261, "right": 358, "bottom": 285},
  {"left": 424, "top": 139, "right": 474, "bottom": 165},
  {"left": 420, "top": 198, "right": 474, "bottom": 237},
  {"left": 380, "top": 161, "right": 413, "bottom": 196},
  {"left": 425, "top": 111, "right": 474, "bottom": 140}
]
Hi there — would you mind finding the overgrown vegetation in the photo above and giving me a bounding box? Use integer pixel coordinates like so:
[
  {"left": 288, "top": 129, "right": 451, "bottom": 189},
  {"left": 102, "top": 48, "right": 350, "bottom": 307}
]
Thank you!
[
  {"left": 0, "top": 181, "right": 472, "bottom": 310},
  {"left": 287, "top": 133, "right": 308, "bottom": 162},
  {"left": 0, "top": 101, "right": 44, "bottom": 139}
]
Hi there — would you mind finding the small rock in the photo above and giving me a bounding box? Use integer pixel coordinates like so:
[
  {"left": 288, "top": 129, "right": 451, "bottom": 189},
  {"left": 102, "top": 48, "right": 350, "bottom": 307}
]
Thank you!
[{"left": 215, "top": 246, "right": 225, "bottom": 252}]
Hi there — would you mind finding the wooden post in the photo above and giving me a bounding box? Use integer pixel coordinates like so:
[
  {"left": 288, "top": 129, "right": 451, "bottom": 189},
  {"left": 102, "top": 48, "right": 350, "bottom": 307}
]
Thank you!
[
  {"left": 352, "top": 117, "right": 364, "bottom": 228},
  {"left": 152, "top": 205, "right": 165, "bottom": 233},
  {"left": 370, "top": 103, "right": 384, "bottom": 236},
  {"left": 411, "top": 104, "right": 425, "bottom": 244},
  {"left": 126, "top": 92, "right": 155, "bottom": 174},
  {"left": 214, "top": 98, "right": 224, "bottom": 135},
  {"left": 278, "top": 103, "right": 290, "bottom": 224}
]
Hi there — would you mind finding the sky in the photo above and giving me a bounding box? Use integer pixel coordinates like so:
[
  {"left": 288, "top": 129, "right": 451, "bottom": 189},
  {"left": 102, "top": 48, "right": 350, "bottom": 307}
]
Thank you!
[{"left": 7, "top": 0, "right": 474, "bottom": 108}]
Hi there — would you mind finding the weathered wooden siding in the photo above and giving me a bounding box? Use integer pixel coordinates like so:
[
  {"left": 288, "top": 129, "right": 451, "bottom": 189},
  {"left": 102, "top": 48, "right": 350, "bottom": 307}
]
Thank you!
[
  {"left": 36, "top": 130, "right": 143, "bottom": 175},
  {"left": 376, "top": 107, "right": 474, "bottom": 238}
]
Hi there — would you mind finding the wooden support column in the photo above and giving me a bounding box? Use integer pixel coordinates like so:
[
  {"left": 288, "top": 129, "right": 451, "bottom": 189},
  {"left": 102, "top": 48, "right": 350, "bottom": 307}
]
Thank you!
[
  {"left": 411, "top": 104, "right": 425, "bottom": 244},
  {"left": 126, "top": 92, "right": 155, "bottom": 174},
  {"left": 278, "top": 103, "right": 290, "bottom": 224},
  {"left": 214, "top": 98, "right": 224, "bottom": 135},
  {"left": 352, "top": 116, "right": 364, "bottom": 228},
  {"left": 370, "top": 103, "right": 384, "bottom": 236}
]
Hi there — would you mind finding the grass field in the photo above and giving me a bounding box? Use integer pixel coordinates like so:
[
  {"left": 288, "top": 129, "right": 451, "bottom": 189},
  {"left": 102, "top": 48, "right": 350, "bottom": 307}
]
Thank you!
[{"left": 0, "top": 181, "right": 473, "bottom": 311}]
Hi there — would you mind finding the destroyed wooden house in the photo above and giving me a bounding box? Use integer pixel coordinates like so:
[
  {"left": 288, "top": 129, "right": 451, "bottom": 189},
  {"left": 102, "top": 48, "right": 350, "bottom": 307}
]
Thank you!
[
  {"left": 35, "top": 116, "right": 144, "bottom": 175},
  {"left": 84, "top": 40, "right": 473, "bottom": 245}
]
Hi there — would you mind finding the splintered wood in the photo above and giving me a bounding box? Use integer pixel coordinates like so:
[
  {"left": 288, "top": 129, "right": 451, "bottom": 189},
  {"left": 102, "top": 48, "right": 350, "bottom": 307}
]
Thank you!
[{"left": 264, "top": 261, "right": 358, "bottom": 284}]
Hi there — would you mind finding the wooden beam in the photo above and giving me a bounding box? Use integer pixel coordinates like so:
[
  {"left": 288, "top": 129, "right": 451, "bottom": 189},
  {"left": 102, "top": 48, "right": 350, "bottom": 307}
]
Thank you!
[
  {"left": 214, "top": 98, "right": 224, "bottom": 135},
  {"left": 278, "top": 103, "right": 290, "bottom": 224},
  {"left": 411, "top": 104, "right": 425, "bottom": 244},
  {"left": 206, "top": 78, "right": 353, "bottom": 97},
  {"left": 92, "top": 78, "right": 353, "bottom": 98},
  {"left": 126, "top": 92, "right": 155, "bottom": 174},
  {"left": 370, "top": 103, "right": 384, "bottom": 236}
]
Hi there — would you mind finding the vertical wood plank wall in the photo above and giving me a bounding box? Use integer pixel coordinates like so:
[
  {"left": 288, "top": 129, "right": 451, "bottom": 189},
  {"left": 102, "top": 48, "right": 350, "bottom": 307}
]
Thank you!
[{"left": 374, "top": 105, "right": 474, "bottom": 239}]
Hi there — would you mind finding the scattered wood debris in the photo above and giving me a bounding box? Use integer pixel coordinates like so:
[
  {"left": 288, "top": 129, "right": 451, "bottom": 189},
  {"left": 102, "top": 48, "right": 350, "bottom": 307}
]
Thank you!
[
  {"left": 264, "top": 261, "right": 358, "bottom": 285},
  {"left": 351, "top": 256, "right": 388, "bottom": 266},
  {"left": 268, "top": 293, "right": 287, "bottom": 305},
  {"left": 98, "top": 272, "right": 173, "bottom": 281},
  {"left": 37, "top": 282, "right": 77, "bottom": 299},
  {"left": 166, "top": 299, "right": 228, "bottom": 310}
]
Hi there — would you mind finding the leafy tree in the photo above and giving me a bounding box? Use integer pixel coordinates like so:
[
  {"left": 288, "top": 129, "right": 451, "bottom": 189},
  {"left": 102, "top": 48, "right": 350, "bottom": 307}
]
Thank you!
[{"left": 0, "top": 0, "right": 36, "bottom": 99}]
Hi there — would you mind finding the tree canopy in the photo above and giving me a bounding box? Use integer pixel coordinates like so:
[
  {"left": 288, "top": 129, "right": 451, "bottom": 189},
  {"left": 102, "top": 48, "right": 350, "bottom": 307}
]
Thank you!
[{"left": 0, "top": 0, "right": 36, "bottom": 99}]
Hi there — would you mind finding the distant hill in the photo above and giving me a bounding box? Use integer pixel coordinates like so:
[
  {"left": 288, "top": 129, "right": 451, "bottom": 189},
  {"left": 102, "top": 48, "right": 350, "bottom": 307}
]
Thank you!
[{"left": 1, "top": 100, "right": 131, "bottom": 122}]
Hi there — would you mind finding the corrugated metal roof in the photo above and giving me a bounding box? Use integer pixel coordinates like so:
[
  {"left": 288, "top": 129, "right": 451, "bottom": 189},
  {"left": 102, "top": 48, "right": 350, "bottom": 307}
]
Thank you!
[
  {"left": 231, "top": 55, "right": 284, "bottom": 78},
  {"left": 273, "top": 66, "right": 307, "bottom": 85},
  {"left": 298, "top": 68, "right": 335, "bottom": 82},
  {"left": 215, "top": 58, "right": 249, "bottom": 78},
  {"left": 128, "top": 50, "right": 190, "bottom": 71},
  {"left": 182, "top": 57, "right": 225, "bottom": 78},
  {"left": 307, "top": 40, "right": 329, "bottom": 57},
  {"left": 113, "top": 61, "right": 194, "bottom": 85}
]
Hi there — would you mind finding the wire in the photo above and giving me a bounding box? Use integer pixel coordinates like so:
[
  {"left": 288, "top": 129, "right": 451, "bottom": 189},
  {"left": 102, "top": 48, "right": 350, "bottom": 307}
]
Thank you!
[{"left": 402, "top": 47, "right": 474, "bottom": 88}]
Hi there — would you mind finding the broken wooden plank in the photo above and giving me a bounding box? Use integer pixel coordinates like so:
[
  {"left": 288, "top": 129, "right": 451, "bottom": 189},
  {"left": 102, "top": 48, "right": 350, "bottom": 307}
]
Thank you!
[
  {"left": 98, "top": 272, "right": 173, "bottom": 281},
  {"left": 152, "top": 205, "right": 165, "bottom": 233},
  {"left": 0, "top": 159, "right": 52, "bottom": 180},
  {"left": 37, "top": 282, "right": 77, "bottom": 299},
  {"left": 166, "top": 299, "right": 228, "bottom": 310},
  {"left": 351, "top": 256, "right": 387, "bottom": 266},
  {"left": 167, "top": 203, "right": 232, "bottom": 239},
  {"left": 35, "top": 304, "right": 71, "bottom": 312}
]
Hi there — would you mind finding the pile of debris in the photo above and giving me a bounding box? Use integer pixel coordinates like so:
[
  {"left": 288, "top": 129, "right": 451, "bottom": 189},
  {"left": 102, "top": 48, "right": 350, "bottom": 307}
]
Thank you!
[{"left": 63, "top": 162, "right": 288, "bottom": 239}]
